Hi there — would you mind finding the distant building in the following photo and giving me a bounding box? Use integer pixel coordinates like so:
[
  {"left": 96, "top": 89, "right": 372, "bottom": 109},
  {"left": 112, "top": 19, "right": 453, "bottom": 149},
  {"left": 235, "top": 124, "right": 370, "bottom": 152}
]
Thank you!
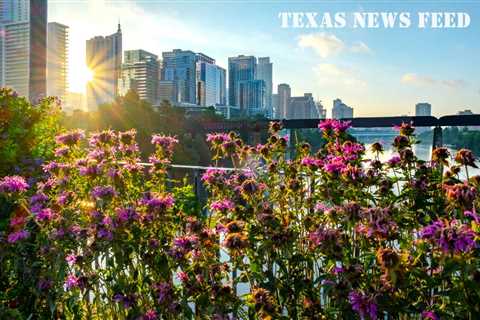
[
  {"left": 415, "top": 102, "right": 432, "bottom": 117},
  {"left": 158, "top": 80, "right": 175, "bottom": 105},
  {"left": 287, "top": 93, "right": 319, "bottom": 119},
  {"left": 457, "top": 109, "right": 475, "bottom": 116},
  {"left": 196, "top": 54, "right": 226, "bottom": 107},
  {"left": 0, "top": 0, "right": 47, "bottom": 102},
  {"left": 47, "top": 22, "right": 68, "bottom": 104},
  {"left": 86, "top": 23, "right": 122, "bottom": 110},
  {"left": 161, "top": 49, "right": 197, "bottom": 105},
  {"left": 277, "top": 83, "right": 291, "bottom": 119},
  {"left": 272, "top": 93, "right": 279, "bottom": 118},
  {"left": 118, "top": 49, "right": 159, "bottom": 105},
  {"left": 332, "top": 98, "right": 353, "bottom": 119},
  {"left": 238, "top": 79, "right": 265, "bottom": 116},
  {"left": 228, "top": 55, "right": 265, "bottom": 115},
  {"left": 316, "top": 100, "right": 327, "bottom": 119},
  {"left": 256, "top": 57, "right": 272, "bottom": 117}
]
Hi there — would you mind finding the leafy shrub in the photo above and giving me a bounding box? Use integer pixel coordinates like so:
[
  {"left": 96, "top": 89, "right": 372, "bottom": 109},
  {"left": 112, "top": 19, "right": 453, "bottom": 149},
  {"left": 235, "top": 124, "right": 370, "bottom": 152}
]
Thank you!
[
  {"left": 0, "top": 88, "right": 61, "bottom": 177},
  {"left": 1, "top": 120, "right": 480, "bottom": 319}
]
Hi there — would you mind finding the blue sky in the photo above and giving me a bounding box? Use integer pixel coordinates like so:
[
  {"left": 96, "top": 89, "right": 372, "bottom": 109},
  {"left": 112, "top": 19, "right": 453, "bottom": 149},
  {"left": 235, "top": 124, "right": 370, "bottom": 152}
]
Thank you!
[{"left": 49, "top": 0, "right": 480, "bottom": 117}]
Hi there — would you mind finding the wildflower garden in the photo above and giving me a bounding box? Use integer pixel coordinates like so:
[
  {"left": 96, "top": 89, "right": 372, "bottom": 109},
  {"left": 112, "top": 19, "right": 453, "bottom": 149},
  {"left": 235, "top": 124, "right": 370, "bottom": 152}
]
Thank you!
[{"left": 1, "top": 89, "right": 480, "bottom": 319}]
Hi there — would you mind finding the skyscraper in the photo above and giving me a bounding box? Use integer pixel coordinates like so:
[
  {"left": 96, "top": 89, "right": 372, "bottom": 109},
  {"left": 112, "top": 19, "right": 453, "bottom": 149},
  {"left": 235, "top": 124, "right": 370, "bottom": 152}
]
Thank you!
[
  {"left": 228, "top": 55, "right": 266, "bottom": 115},
  {"left": 256, "top": 57, "right": 272, "bottom": 116},
  {"left": 287, "top": 93, "right": 319, "bottom": 119},
  {"left": 415, "top": 102, "right": 431, "bottom": 117},
  {"left": 332, "top": 99, "right": 354, "bottom": 119},
  {"left": 118, "top": 49, "right": 159, "bottom": 105},
  {"left": 196, "top": 53, "right": 226, "bottom": 107},
  {"left": 161, "top": 49, "right": 197, "bottom": 105},
  {"left": 238, "top": 79, "right": 265, "bottom": 116},
  {"left": 277, "top": 83, "right": 291, "bottom": 119},
  {"left": 86, "top": 23, "right": 122, "bottom": 110},
  {"left": 0, "top": 0, "right": 47, "bottom": 102},
  {"left": 47, "top": 22, "right": 68, "bottom": 104}
]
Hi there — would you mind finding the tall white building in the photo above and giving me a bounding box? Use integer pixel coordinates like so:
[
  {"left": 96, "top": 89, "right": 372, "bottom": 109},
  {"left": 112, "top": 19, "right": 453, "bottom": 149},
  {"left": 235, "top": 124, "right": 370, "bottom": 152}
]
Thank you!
[
  {"left": 415, "top": 102, "right": 431, "bottom": 117},
  {"left": 277, "top": 83, "right": 291, "bottom": 119},
  {"left": 256, "top": 57, "right": 272, "bottom": 116},
  {"left": 332, "top": 98, "right": 354, "bottom": 119},
  {"left": 0, "top": 0, "right": 47, "bottom": 102},
  {"left": 47, "top": 22, "right": 68, "bottom": 104},
  {"left": 86, "top": 23, "right": 122, "bottom": 110}
]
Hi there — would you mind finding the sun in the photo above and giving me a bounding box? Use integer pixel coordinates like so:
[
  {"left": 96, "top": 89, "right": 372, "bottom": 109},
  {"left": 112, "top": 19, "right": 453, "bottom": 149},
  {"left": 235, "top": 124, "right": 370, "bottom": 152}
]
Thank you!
[{"left": 69, "top": 65, "right": 94, "bottom": 93}]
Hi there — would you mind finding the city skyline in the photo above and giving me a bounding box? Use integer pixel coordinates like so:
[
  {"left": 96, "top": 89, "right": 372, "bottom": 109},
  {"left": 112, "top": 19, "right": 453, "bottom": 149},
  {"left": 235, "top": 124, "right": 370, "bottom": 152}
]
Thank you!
[{"left": 45, "top": 0, "right": 480, "bottom": 116}]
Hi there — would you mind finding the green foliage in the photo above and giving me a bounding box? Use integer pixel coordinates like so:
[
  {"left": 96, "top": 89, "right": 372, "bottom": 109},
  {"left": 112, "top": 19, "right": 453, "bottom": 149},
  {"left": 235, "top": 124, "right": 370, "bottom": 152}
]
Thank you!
[
  {"left": 419, "top": 126, "right": 480, "bottom": 155},
  {"left": 62, "top": 91, "right": 213, "bottom": 165},
  {"left": 0, "top": 88, "right": 61, "bottom": 176}
]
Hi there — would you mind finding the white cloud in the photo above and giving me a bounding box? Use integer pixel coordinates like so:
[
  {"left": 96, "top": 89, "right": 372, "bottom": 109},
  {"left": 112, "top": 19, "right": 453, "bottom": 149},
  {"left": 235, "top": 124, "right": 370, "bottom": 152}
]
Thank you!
[
  {"left": 298, "top": 33, "right": 373, "bottom": 58},
  {"left": 314, "top": 63, "right": 367, "bottom": 87},
  {"left": 350, "top": 41, "right": 372, "bottom": 54},
  {"left": 298, "top": 33, "right": 345, "bottom": 58},
  {"left": 401, "top": 73, "right": 468, "bottom": 89}
]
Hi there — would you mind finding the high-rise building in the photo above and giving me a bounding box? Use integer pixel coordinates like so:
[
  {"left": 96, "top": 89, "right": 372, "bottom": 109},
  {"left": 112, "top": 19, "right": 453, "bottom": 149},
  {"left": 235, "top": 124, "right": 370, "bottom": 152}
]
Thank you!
[
  {"left": 238, "top": 79, "right": 265, "bottom": 116},
  {"left": 272, "top": 93, "right": 279, "bottom": 118},
  {"left": 86, "top": 23, "right": 122, "bottom": 110},
  {"left": 277, "top": 83, "right": 291, "bottom": 119},
  {"left": 256, "top": 57, "right": 272, "bottom": 116},
  {"left": 316, "top": 100, "right": 327, "bottom": 119},
  {"left": 287, "top": 93, "right": 319, "bottom": 119},
  {"left": 161, "top": 49, "right": 197, "bottom": 105},
  {"left": 0, "top": 0, "right": 47, "bottom": 102},
  {"left": 118, "top": 49, "right": 159, "bottom": 105},
  {"left": 332, "top": 98, "right": 354, "bottom": 119},
  {"left": 228, "top": 55, "right": 267, "bottom": 116},
  {"left": 195, "top": 53, "right": 226, "bottom": 107},
  {"left": 228, "top": 55, "right": 255, "bottom": 106},
  {"left": 415, "top": 102, "right": 432, "bottom": 117},
  {"left": 47, "top": 22, "right": 68, "bottom": 104}
]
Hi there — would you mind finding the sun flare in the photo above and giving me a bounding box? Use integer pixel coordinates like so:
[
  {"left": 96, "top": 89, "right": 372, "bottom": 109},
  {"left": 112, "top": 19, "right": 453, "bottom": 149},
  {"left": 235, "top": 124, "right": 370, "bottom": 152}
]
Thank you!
[{"left": 69, "top": 65, "right": 94, "bottom": 93}]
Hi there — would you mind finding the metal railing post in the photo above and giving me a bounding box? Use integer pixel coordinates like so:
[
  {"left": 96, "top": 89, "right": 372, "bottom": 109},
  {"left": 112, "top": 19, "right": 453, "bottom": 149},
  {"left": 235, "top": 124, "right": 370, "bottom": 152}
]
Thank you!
[{"left": 432, "top": 126, "right": 443, "bottom": 151}]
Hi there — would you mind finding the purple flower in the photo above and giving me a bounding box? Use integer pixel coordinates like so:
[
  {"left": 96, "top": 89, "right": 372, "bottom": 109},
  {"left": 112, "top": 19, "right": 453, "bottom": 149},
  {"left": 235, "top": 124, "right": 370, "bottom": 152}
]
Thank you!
[
  {"left": 143, "top": 310, "right": 158, "bottom": 320},
  {"left": 113, "top": 293, "right": 136, "bottom": 309},
  {"left": 54, "top": 146, "right": 69, "bottom": 157},
  {"left": 201, "top": 169, "right": 225, "bottom": 185},
  {"left": 348, "top": 291, "right": 377, "bottom": 320},
  {"left": 318, "top": 119, "right": 351, "bottom": 133},
  {"left": 97, "top": 228, "right": 113, "bottom": 241},
  {"left": 56, "top": 130, "right": 85, "bottom": 146},
  {"left": 116, "top": 207, "right": 138, "bottom": 223},
  {"left": 65, "top": 274, "right": 79, "bottom": 290},
  {"left": 0, "top": 175, "right": 29, "bottom": 194},
  {"left": 36, "top": 208, "right": 55, "bottom": 221},
  {"left": 387, "top": 155, "right": 401, "bottom": 167},
  {"left": 89, "top": 130, "right": 117, "bottom": 147},
  {"left": 91, "top": 185, "right": 116, "bottom": 200},
  {"left": 422, "top": 311, "right": 439, "bottom": 320},
  {"left": 154, "top": 282, "right": 174, "bottom": 304},
  {"left": 210, "top": 199, "right": 235, "bottom": 212},
  {"left": 141, "top": 193, "right": 175, "bottom": 212},
  {"left": 301, "top": 156, "right": 323, "bottom": 169},
  {"left": 7, "top": 230, "right": 30, "bottom": 243},
  {"left": 420, "top": 219, "right": 476, "bottom": 254},
  {"left": 206, "top": 133, "right": 230, "bottom": 144},
  {"left": 323, "top": 157, "right": 347, "bottom": 175},
  {"left": 151, "top": 134, "right": 178, "bottom": 154},
  {"left": 66, "top": 253, "right": 77, "bottom": 266}
]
